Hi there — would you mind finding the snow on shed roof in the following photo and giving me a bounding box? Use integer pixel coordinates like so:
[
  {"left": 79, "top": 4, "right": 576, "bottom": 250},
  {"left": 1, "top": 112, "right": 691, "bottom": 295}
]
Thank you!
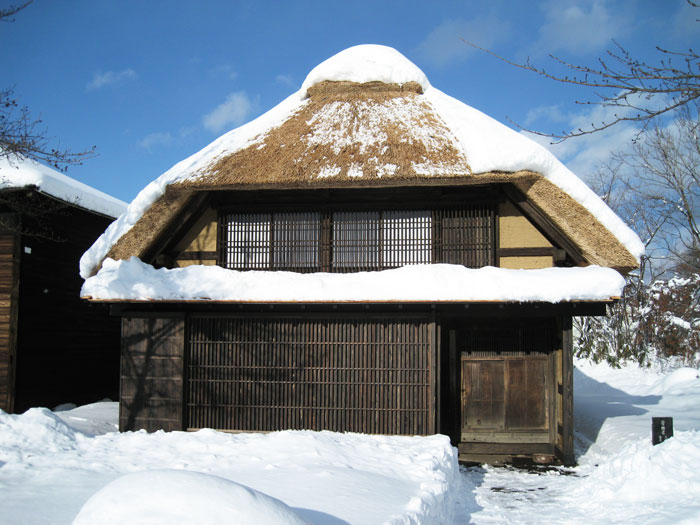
[
  {"left": 0, "top": 154, "right": 127, "bottom": 218},
  {"left": 80, "top": 44, "right": 643, "bottom": 282},
  {"left": 81, "top": 258, "right": 626, "bottom": 303}
]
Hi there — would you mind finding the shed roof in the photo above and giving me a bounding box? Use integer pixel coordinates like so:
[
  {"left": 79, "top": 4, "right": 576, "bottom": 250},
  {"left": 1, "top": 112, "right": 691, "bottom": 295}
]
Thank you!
[
  {"left": 0, "top": 154, "right": 127, "bottom": 219},
  {"left": 80, "top": 45, "right": 643, "bottom": 281}
]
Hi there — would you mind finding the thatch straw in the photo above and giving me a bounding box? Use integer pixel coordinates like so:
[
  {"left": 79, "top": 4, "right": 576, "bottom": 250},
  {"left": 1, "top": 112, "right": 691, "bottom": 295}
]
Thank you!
[{"left": 99, "top": 81, "right": 638, "bottom": 276}]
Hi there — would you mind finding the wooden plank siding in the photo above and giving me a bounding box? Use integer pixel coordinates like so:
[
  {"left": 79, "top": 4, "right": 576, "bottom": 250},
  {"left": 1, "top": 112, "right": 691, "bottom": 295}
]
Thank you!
[
  {"left": 446, "top": 318, "right": 564, "bottom": 462},
  {"left": 186, "top": 315, "right": 436, "bottom": 435},
  {"left": 11, "top": 197, "right": 121, "bottom": 412},
  {"left": 0, "top": 218, "right": 19, "bottom": 413},
  {"left": 120, "top": 315, "right": 186, "bottom": 432}
]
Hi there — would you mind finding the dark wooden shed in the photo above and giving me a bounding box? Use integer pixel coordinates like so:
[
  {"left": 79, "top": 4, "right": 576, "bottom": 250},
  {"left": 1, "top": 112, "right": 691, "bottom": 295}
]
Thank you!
[
  {"left": 0, "top": 157, "right": 126, "bottom": 413},
  {"left": 80, "top": 45, "right": 641, "bottom": 465}
]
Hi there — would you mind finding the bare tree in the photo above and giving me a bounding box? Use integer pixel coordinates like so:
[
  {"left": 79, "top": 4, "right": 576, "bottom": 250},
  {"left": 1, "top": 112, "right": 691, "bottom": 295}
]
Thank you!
[
  {"left": 611, "top": 108, "right": 700, "bottom": 271},
  {"left": 1, "top": 1, "right": 95, "bottom": 171},
  {"left": 464, "top": 2, "right": 699, "bottom": 141}
]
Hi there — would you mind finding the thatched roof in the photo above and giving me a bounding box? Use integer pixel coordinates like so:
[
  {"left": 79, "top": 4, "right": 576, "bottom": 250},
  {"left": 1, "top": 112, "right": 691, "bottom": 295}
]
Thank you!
[{"left": 80, "top": 45, "right": 642, "bottom": 279}]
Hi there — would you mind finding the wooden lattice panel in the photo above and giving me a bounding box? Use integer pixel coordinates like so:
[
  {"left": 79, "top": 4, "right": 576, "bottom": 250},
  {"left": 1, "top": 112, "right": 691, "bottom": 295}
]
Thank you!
[{"left": 187, "top": 315, "right": 434, "bottom": 435}]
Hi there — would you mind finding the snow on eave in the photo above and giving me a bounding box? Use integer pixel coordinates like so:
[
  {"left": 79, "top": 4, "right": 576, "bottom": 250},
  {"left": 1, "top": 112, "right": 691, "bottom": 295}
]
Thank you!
[
  {"left": 81, "top": 259, "right": 626, "bottom": 304},
  {"left": 0, "top": 154, "right": 127, "bottom": 219}
]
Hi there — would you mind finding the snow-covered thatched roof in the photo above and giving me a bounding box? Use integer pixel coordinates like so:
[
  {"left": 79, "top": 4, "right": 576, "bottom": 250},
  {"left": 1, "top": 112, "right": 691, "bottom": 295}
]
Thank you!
[
  {"left": 0, "top": 154, "right": 126, "bottom": 218},
  {"left": 80, "top": 45, "right": 643, "bottom": 297}
]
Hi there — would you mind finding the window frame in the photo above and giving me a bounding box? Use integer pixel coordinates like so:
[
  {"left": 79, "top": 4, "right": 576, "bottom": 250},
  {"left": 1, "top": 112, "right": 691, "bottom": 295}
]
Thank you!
[{"left": 216, "top": 187, "right": 499, "bottom": 273}]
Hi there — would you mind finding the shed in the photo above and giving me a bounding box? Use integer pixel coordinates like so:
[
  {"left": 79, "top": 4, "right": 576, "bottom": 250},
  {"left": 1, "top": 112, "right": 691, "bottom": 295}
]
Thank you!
[
  {"left": 0, "top": 155, "right": 127, "bottom": 412},
  {"left": 80, "top": 45, "right": 642, "bottom": 465}
]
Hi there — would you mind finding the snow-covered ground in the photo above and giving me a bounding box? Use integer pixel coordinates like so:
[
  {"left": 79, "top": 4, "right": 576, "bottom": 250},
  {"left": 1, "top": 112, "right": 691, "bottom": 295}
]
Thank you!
[
  {"left": 1, "top": 360, "right": 698, "bottom": 524},
  {"left": 458, "top": 360, "right": 700, "bottom": 524}
]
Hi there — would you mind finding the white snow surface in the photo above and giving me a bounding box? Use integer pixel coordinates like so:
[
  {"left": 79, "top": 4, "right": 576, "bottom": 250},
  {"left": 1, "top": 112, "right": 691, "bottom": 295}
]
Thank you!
[
  {"left": 0, "top": 403, "right": 460, "bottom": 524},
  {"left": 2, "top": 362, "right": 699, "bottom": 523},
  {"left": 79, "top": 44, "right": 643, "bottom": 280},
  {"left": 0, "top": 154, "right": 126, "bottom": 218},
  {"left": 81, "top": 258, "right": 626, "bottom": 302},
  {"left": 73, "top": 470, "right": 309, "bottom": 525},
  {"left": 300, "top": 44, "right": 431, "bottom": 95},
  {"left": 459, "top": 361, "right": 700, "bottom": 524}
]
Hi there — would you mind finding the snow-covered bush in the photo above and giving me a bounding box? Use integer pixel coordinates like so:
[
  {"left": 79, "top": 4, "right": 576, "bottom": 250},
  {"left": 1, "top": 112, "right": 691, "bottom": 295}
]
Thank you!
[{"left": 575, "top": 273, "right": 700, "bottom": 368}]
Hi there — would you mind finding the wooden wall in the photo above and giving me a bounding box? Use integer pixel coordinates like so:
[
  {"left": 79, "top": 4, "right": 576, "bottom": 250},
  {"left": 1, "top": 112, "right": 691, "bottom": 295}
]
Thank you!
[
  {"left": 0, "top": 217, "right": 19, "bottom": 413},
  {"left": 11, "top": 198, "right": 121, "bottom": 412},
  {"left": 119, "top": 313, "right": 437, "bottom": 435},
  {"left": 187, "top": 315, "right": 435, "bottom": 435},
  {"left": 120, "top": 315, "right": 186, "bottom": 432}
]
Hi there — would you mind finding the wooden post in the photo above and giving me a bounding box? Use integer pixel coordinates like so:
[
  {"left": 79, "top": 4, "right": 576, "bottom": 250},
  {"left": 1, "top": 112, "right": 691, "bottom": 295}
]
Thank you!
[{"left": 560, "top": 315, "right": 575, "bottom": 465}]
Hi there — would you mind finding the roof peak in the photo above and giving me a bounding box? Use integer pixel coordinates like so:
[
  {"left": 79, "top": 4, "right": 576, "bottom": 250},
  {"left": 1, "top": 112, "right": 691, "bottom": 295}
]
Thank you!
[{"left": 300, "top": 45, "right": 431, "bottom": 98}]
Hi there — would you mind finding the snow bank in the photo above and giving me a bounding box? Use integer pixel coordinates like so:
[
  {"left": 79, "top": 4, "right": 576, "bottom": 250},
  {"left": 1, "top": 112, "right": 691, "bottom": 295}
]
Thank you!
[
  {"left": 0, "top": 408, "right": 79, "bottom": 463},
  {"left": 80, "top": 44, "right": 643, "bottom": 279},
  {"left": 81, "top": 257, "right": 625, "bottom": 302},
  {"left": 0, "top": 404, "right": 461, "bottom": 524},
  {"left": 574, "top": 432, "right": 700, "bottom": 510},
  {"left": 0, "top": 154, "right": 126, "bottom": 218},
  {"left": 73, "top": 469, "right": 309, "bottom": 525},
  {"left": 54, "top": 401, "right": 119, "bottom": 436}
]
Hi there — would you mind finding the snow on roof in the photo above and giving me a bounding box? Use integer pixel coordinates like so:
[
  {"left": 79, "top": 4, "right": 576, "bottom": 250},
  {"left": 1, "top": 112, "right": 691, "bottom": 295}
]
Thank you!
[
  {"left": 81, "top": 258, "right": 625, "bottom": 303},
  {"left": 80, "top": 44, "right": 643, "bottom": 280},
  {"left": 300, "top": 44, "right": 431, "bottom": 96},
  {"left": 0, "top": 154, "right": 127, "bottom": 218}
]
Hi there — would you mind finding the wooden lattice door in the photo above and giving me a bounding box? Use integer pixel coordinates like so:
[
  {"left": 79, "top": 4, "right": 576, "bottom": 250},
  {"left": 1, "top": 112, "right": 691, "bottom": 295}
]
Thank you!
[{"left": 458, "top": 321, "right": 552, "bottom": 443}]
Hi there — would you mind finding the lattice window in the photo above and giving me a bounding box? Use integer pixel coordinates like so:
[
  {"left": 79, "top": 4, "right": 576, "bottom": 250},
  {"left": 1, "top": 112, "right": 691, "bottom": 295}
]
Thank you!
[
  {"left": 220, "top": 205, "right": 494, "bottom": 272},
  {"left": 272, "top": 212, "right": 320, "bottom": 270},
  {"left": 332, "top": 211, "right": 381, "bottom": 269},
  {"left": 222, "top": 212, "right": 320, "bottom": 271},
  {"left": 222, "top": 213, "right": 271, "bottom": 270}
]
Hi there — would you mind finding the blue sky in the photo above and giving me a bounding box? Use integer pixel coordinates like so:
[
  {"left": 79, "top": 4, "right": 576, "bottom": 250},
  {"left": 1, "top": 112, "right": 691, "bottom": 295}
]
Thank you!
[{"left": 2, "top": 0, "right": 697, "bottom": 202}]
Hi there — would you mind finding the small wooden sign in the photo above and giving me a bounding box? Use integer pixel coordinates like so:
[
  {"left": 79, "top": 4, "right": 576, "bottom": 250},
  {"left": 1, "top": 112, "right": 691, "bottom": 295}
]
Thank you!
[{"left": 652, "top": 417, "right": 674, "bottom": 445}]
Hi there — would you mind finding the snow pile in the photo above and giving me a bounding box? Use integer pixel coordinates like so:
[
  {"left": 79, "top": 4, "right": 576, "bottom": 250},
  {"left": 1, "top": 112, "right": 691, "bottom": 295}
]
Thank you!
[
  {"left": 54, "top": 401, "right": 119, "bottom": 436},
  {"left": 0, "top": 154, "right": 126, "bottom": 218},
  {"left": 73, "top": 470, "right": 309, "bottom": 525},
  {"left": 81, "top": 257, "right": 626, "bottom": 302},
  {"left": 572, "top": 432, "right": 700, "bottom": 518},
  {"left": 0, "top": 404, "right": 460, "bottom": 524},
  {"left": 80, "top": 44, "right": 643, "bottom": 279},
  {"left": 0, "top": 408, "right": 79, "bottom": 463}
]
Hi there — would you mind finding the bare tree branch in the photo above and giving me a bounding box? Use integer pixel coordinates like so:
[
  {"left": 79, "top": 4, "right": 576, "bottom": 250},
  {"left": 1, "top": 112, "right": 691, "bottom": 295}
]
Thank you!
[
  {"left": 0, "top": 1, "right": 96, "bottom": 171},
  {"left": 0, "top": 1, "right": 32, "bottom": 22},
  {"left": 462, "top": 4, "right": 700, "bottom": 141}
]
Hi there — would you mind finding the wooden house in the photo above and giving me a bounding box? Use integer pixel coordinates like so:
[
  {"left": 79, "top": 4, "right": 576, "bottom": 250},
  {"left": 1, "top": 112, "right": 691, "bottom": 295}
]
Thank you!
[
  {"left": 80, "top": 46, "right": 642, "bottom": 465},
  {"left": 0, "top": 155, "right": 126, "bottom": 413}
]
